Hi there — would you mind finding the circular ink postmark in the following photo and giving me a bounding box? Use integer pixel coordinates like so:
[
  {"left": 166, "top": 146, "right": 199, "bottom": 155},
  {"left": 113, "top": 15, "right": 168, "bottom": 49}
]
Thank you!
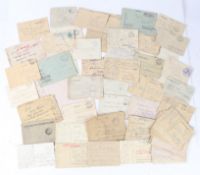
[{"left": 45, "top": 128, "right": 53, "bottom": 135}]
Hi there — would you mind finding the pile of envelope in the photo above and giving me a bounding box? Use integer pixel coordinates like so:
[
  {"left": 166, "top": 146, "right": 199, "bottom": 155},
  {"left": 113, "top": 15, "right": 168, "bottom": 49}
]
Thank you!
[{"left": 5, "top": 7, "right": 195, "bottom": 168}]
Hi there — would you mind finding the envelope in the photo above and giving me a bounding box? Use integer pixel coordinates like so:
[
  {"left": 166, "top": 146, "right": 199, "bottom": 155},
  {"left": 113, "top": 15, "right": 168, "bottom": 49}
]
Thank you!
[
  {"left": 87, "top": 142, "right": 120, "bottom": 166},
  {"left": 6, "top": 40, "right": 45, "bottom": 65},
  {"left": 163, "top": 77, "right": 194, "bottom": 102},
  {"left": 121, "top": 8, "right": 157, "bottom": 35},
  {"left": 120, "top": 141, "right": 151, "bottom": 163},
  {"left": 128, "top": 95, "right": 159, "bottom": 119},
  {"left": 56, "top": 122, "right": 88, "bottom": 143},
  {"left": 104, "top": 58, "right": 140, "bottom": 84},
  {"left": 106, "top": 28, "right": 138, "bottom": 58},
  {"left": 125, "top": 116, "right": 154, "bottom": 141},
  {"left": 5, "top": 61, "right": 41, "bottom": 89},
  {"left": 22, "top": 122, "right": 55, "bottom": 144},
  {"left": 8, "top": 82, "right": 39, "bottom": 107},
  {"left": 55, "top": 143, "right": 88, "bottom": 168},
  {"left": 17, "top": 17, "right": 50, "bottom": 41},
  {"left": 160, "top": 58, "right": 193, "bottom": 83},
  {"left": 139, "top": 33, "right": 160, "bottom": 55},
  {"left": 17, "top": 95, "right": 62, "bottom": 125},
  {"left": 151, "top": 108, "right": 193, "bottom": 149},
  {"left": 38, "top": 52, "right": 77, "bottom": 86},
  {"left": 158, "top": 48, "right": 180, "bottom": 60},
  {"left": 81, "top": 59, "right": 104, "bottom": 76},
  {"left": 61, "top": 99, "right": 97, "bottom": 123},
  {"left": 72, "top": 38, "right": 102, "bottom": 59},
  {"left": 18, "top": 143, "right": 55, "bottom": 168},
  {"left": 50, "top": 7, "right": 77, "bottom": 29},
  {"left": 155, "top": 14, "right": 186, "bottom": 36},
  {"left": 98, "top": 94, "right": 130, "bottom": 114},
  {"left": 68, "top": 76, "right": 103, "bottom": 99},
  {"left": 86, "top": 112, "right": 126, "bottom": 141}
]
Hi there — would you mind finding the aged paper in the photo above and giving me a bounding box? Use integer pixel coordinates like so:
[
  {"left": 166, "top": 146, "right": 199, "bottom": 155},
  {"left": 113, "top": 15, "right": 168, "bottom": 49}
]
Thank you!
[
  {"left": 17, "top": 18, "right": 50, "bottom": 41},
  {"left": 82, "top": 59, "right": 104, "bottom": 76},
  {"left": 6, "top": 40, "right": 45, "bottom": 65},
  {"left": 5, "top": 61, "right": 41, "bottom": 89},
  {"left": 156, "top": 14, "right": 186, "bottom": 36},
  {"left": 125, "top": 116, "right": 154, "bottom": 141},
  {"left": 87, "top": 142, "right": 120, "bottom": 166},
  {"left": 158, "top": 48, "right": 180, "bottom": 60},
  {"left": 98, "top": 94, "right": 130, "bottom": 114},
  {"left": 120, "top": 141, "right": 151, "bottom": 163},
  {"left": 22, "top": 122, "right": 55, "bottom": 144},
  {"left": 156, "top": 30, "right": 189, "bottom": 55},
  {"left": 56, "top": 122, "right": 88, "bottom": 143},
  {"left": 68, "top": 76, "right": 103, "bottom": 99},
  {"left": 18, "top": 143, "right": 55, "bottom": 168},
  {"left": 55, "top": 143, "right": 88, "bottom": 168},
  {"left": 8, "top": 82, "right": 38, "bottom": 106},
  {"left": 151, "top": 108, "right": 193, "bottom": 149},
  {"left": 38, "top": 52, "right": 77, "bottom": 86},
  {"left": 122, "top": 8, "right": 157, "bottom": 35},
  {"left": 104, "top": 58, "right": 140, "bottom": 84},
  {"left": 160, "top": 58, "right": 193, "bottom": 83},
  {"left": 128, "top": 77, "right": 164, "bottom": 102},
  {"left": 157, "top": 96, "right": 195, "bottom": 122},
  {"left": 61, "top": 99, "right": 97, "bottom": 123},
  {"left": 17, "top": 95, "right": 62, "bottom": 125},
  {"left": 128, "top": 96, "right": 159, "bottom": 119},
  {"left": 139, "top": 33, "right": 160, "bottom": 55},
  {"left": 72, "top": 38, "right": 102, "bottom": 59},
  {"left": 106, "top": 28, "right": 138, "bottom": 58},
  {"left": 164, "top": 77, "right": 194, "bottom": 102},
  {"left": 86, "top": 112, "right": 126, "bottom": 141}
]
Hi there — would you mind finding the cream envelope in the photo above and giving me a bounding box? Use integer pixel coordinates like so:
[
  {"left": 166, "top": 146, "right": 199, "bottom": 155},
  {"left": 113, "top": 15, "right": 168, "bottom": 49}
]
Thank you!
[
  {"left": 158, "top": 48, "right": 180, "bottom": 60},
  {"left": 22, "top": 122, "right": 55, "bottom": 144},
  {"left": 81, "top": 59, "right": 104, "bottom": 76},
  {"left": 164, "top": 77, "right": 194, "bottom": 102},
  {"left": 18, "top": 143, "right": 55, "bottom": 168},
  {"left": 55, "top": 143, "right": 88, "bottom": 168},
  {"left": 139, "top": 33, "right": 160, "bottom": 56},
  {"left": 156, "top": 14, "right": 186, "bottom": 36},
  {"left": 128, "top": 76, "right": 164, "bottom": 102},
  {"left": 156, "top": 30, "right": 189, "bottom": 55},
  {"left": 74, "top": 8, "right": 109, "bottom": 32},
  {"left": 104, "top": 79, "right": 130, "bottom": 96},
  {"left": 98, "top": 94, "right": 130, "bottom": 114},
  {"left": 72, "top": 38, "right": 102, "bottom": 59},
  {"left": 160, "top": 58, "right": 193, "bottom": 83},
  {"left": 6, "top": 40, "right": 45, "bottom": 65},
  {"left": 50, "top": 7, "right": 77, "bottom": 29},
  {"left": 17, "top": 95, "right": 62, "bottom": 125},
  {"left": 8, "top": 82, "right": 38, "bottom": 107},
  {"left": 104, "top": 58, "right": 140, "bottom": 84},
  {"left": 128, "top": 96, "right": 159, "bottom": 119},
  {"left": 17, "top": 18, "right": 50, "bottom": 41},
  {"left": 61, "top": 99, "right": 97, "bottom": 123},
  {"left": 86, "top": 112, "right": 126, "bottom": 141},
  {"left": 56, "top": 122, "right": 88, "bottom": 143},
  {"left": 5, "top": 61, "right": 41, "bottom": 89},
  {"left": 87, "top": 142, "right": 120, "bottom": 166},
  {"left": 120, "top": 141, "right": 151, "bottom": 163},
  {"left": 106, "top": 28, "right": 138, "bottom": 58},
  {"left": 151, "top": 108, "right": 193, "bottom": 149},
  {"left": 68, "top": 76, "right": 103, "bottom": 99},
  {"left": 125, "top": 116, "right": 155, "bottom": 141}
]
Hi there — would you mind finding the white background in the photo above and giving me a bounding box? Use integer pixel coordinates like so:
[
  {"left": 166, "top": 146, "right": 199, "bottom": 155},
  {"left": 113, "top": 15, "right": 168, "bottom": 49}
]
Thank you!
[{"left": 0, "top": 0, "right": 200, "bottom": 175}]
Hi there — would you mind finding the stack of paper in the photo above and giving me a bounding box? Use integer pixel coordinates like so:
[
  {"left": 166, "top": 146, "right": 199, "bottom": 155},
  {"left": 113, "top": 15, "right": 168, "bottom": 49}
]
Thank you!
[{"left": 4, "top": 7, "right": 195, "bottom": 168}]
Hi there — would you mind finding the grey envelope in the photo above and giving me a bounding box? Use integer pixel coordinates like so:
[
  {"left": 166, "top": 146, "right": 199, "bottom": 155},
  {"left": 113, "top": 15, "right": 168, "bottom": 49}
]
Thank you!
[{"left": 22, "top": 122, "right": 55, "bottom": 144}]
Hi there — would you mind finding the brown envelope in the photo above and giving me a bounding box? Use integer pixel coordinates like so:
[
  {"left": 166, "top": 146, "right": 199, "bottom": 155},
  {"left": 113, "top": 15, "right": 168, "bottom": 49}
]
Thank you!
[
  {"left": 22, "top": 122, "right": 55, "bottom": 144},
  {"left": 18, "top": 95, "right": 62, "bottom": 125},
  {"left": 5, "top": 61, "right": 41, "bottom": 89},
  {"left": 86, "top": 112, "right": 126, "bottom": 141}
]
